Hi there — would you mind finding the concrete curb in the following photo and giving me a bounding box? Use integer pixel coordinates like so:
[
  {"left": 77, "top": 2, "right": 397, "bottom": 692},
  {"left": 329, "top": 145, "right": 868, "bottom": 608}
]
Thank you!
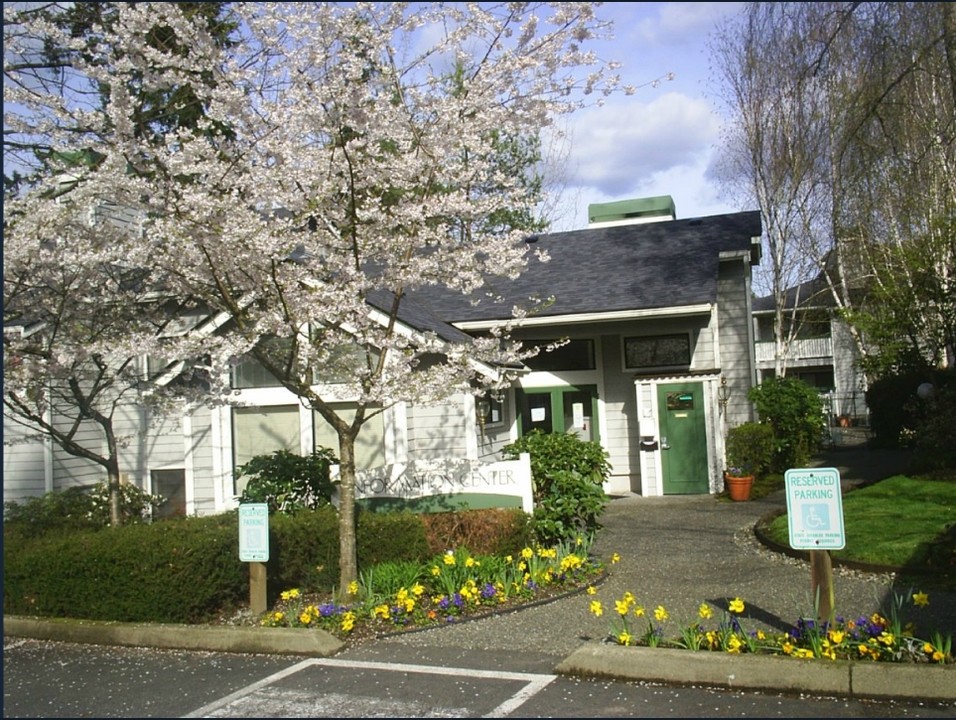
[
  {"left": 7, "top": 615, "right": 954, "bottom": 703},
  {"left": 554, "top": 643, "right": 956, "bottom": 703},
  {"left": 4, "top": 616, "right": 345, "bottom": 657}
]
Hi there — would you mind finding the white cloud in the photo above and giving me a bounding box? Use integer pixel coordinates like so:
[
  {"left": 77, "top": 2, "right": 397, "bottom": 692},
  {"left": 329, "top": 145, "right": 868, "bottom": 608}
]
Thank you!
[{"left": 560, "top": 92, "right": 721, "bottom": 197}]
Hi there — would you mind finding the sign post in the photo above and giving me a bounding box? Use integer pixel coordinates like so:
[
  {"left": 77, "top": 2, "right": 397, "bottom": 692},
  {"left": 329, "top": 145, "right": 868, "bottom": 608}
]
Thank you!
[
  {"left": 784, "top": 467, "right": 845, "bottom": 623},
  {"left": 238, "top": 503, "right": 270, "bottom": 615}
]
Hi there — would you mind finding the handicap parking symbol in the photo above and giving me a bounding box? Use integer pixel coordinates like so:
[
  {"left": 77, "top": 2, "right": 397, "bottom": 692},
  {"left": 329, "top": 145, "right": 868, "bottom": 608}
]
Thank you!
[{"left": 801, "top": 503, "right": 831, "bottom": 531}]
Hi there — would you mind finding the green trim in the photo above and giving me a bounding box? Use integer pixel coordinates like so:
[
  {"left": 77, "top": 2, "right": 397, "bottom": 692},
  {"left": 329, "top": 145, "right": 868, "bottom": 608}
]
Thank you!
[{"left": 357, "top": 493, "right": 523, "bottom": 514}]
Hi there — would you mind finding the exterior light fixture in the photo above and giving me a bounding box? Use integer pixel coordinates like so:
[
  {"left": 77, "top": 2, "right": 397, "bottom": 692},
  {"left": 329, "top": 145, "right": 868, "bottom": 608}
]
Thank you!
[{"left": 717, "top": 376, "right": 731, "bottom": 409}]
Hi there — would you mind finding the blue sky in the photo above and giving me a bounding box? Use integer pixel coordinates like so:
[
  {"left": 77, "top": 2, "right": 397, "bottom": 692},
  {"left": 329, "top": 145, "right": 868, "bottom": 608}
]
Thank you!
[{"left": 545, "top": 2, "right": 746, "bottom": 231}]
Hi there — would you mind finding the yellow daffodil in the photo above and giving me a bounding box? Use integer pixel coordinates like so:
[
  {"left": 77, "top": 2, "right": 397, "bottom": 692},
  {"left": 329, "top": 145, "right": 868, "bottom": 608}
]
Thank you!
[
  {"left": 586, "top": 585, "right": 597, "bottom": 595},
  {"left": 698, "top": 603, "right": 713, "bottom": 620},
  {"left": 728, "top": 597, "right": 745, "bottom": 614},
  {"left": 347, "top": 581, "right": 359, "bottom": 596},
  {"left": 617, "top": 631, "right": 633, "bottom": 646},
  {"left": 913, "top": 591, "right": 929, "bottom": 607},
  {"left": 589, "top": 600, "right": 603, "bottom": 617},
  {"left": 654, "top": 605, "right": 669, "bottom": 622},
  {"left": 443, "top": 552, "right": 456, "bottom": 566},
  {"left": 280, "top": 588, "right": 300, "bottom": 601},
  {"left": 610, "top": 553, "right": 621, "bottom": 564}
]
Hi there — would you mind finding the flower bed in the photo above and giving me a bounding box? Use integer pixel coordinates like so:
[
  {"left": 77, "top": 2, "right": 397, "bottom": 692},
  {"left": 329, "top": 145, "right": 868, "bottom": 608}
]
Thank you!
[
  {"left": 256, "top": 538, "right": 605, "bottom": 645},
  {"left": 587, "top": 568, "right": 953, "bottom": 664}
]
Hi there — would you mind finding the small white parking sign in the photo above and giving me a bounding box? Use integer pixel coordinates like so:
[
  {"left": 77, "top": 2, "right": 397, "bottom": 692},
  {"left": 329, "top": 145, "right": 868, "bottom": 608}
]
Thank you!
[
  {"left": 238, "top": 503, "right": 270, "bottom": 562},
  {"left": 784, "top": 467, "right": 845, "bottom": 550}
]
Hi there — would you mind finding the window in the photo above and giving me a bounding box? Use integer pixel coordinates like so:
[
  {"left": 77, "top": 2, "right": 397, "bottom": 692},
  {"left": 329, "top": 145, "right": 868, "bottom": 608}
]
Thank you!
[
  {"left": 151, "top": 469, "right": 186, "bottom": 519},
  {"left": 525, "top": 339, "right": 595, "bottom": 371},
  {"left": 232, "top": 405, "right": 301, "bottom": 494},
  {"left": 232, "top": 356, "right": 282, "bottom": 389},
  {"left": 313, "top": 404, "right": 385, "bottom": 471},
  {"left": 624, "top": 334, "right": 690, "bottom": 370}
]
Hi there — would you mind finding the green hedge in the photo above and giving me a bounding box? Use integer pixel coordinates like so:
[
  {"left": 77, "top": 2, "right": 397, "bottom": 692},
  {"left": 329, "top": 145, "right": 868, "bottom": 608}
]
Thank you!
[
  {"left": 3, "top": 506, "right": 502, "bottom": 623},
  {"left": 3, "top": 513, "right": 245, "bottom": 623}
]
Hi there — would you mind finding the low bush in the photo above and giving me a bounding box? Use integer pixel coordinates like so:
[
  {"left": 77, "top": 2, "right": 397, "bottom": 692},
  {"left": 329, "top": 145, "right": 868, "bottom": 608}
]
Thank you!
[
  {"left": 501, "top": 430, "right": 611, "bottom": 545},
  {"left": 725, "top": 421, "right": 775, "bottom": 478},
  {"left": 3, "top": 481, "right": 164, "bottom": 536},
  {"left": 236, "top": 448, "right": 338, "bottom": 514},
  {"left": 3, "top": 504, "right": 530, "bottom": 623},
  {"left": 749, "top": 377, "right": 825, "bottom": 473},
  {"left": 419, "top": 508, "right": 533, "bottom": 557},
  {"left": 3, "top": 513, "right": 245, "bottom": 623}
]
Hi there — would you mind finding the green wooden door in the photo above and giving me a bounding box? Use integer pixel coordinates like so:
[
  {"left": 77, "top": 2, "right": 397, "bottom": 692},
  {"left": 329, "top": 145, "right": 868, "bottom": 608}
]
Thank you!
[{"left": 658, "top": 382, "right": 708, "bottom": 494}]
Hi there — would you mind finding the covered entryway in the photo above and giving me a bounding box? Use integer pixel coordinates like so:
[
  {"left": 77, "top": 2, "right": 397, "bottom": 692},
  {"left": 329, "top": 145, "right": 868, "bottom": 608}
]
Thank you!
[
  {"left": 516, "top": 385, "right": 600, "bottom": 442},
  {"left": 656, "top": 382, "right": 708, "bottom": 494}
]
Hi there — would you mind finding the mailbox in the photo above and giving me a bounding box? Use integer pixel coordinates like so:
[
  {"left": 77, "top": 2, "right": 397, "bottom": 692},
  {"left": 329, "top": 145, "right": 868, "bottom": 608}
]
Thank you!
[{"left": 640, "top": 435, "right": 658, "bottom": 451}]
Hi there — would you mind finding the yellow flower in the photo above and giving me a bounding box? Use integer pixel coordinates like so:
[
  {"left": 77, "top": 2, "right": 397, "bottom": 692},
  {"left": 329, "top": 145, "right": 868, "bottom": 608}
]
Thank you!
[
  {"left": 828, "top": 629, "right": 846, "bottom": 644},
  {"left": 280, "top": 588, "right": 300, "bottom": 601},
  {"left": 617, "top": 631, "right": 633, "bottom": 646},
  {"left": 913, "top": 591, "right": 929, "bottom": 607},
  {"left": 347, "top": 580, "right": 359, "bottom": 596},
  {"left": 586, "top": 585, "right": 597, "bottom": 595},
  {"left": 373, "top": 604, "right": 390, "bottom": 619},
  {"left": 725, "top": 635, "right": 742, "bottom": 654},
  {"left": 610, "top": 553, "right": 621, "bottom": 564},
  {"left": 923, "top": 642, "right": 935, "bottom": 654},
  {"left": 443, "top": 552, "right": 456, "bottom": 566},
  {"left": 653, "top": 605, "right": 669, "bottom": 622},
  {"left": 698, "top": 603, "right": 713, "bottom": 620},
  {"left": 932, "top": 650, "right": 945, "bottom": 663},
  {"left": 879, "top": 631, "right": 895, "bottom": 646},
  {"left": 411, "top": 583, "right": 425, "bottom": 597},
  {"left": 521, "top": 547, "right": 534, "bottom": 559},
  {"left": 615, "top": 599, "right": 631, "bottom": 616},
  {"left": 728, "top": 597, "right": 745, "bottom": 614},
  {"left": 465, "top": 557, "right": 477, "bottom": 568},
  {"left": 634, "top": 605, "right": 645, "bottom": 618},
  {"left": 589, "top": 600, "right": 604, "bottom": 617},
  {"left": 341, "top": 611, "right": 356, "bottom": 632},
  {"left": 431, "top": 566, "right": 440, "bottom": 576},
  {"left": 299, "top": 612, "right": 312, "bottom": 625},
  {"left": 576, "top": 536, "right": 583, "bottom": 546}
]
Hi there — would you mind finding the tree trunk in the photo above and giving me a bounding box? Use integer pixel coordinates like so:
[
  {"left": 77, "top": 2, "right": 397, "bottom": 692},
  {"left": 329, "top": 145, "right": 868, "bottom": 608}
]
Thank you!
[
  {"left": 103, "top": 423, "right": 123, "bottom": 527},
  {"left": 336, "top": 433, "right": 358, "bottom": 599}
]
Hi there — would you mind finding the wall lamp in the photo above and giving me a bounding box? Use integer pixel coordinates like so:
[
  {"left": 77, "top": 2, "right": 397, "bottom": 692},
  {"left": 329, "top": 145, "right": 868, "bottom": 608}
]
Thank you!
[{"left": 717, "top": 376, "right": 731, "bottom": 410}]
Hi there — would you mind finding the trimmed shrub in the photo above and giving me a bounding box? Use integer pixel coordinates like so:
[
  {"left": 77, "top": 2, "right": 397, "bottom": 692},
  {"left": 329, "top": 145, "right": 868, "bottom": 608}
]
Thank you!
[
  {"left": 3, "top": 513, "right": 245, "bottom": 623},
  {"left": 725, "top": 421, "right": 775, "bottom": 479},
  {"left": 4, "top": 502, "right": 535, "bottom": 622},
  {"left": 501, "top": 430, "right": 611, "bottom": 545},
  {"left": 3, "top": 481, "right": 164, "bottom": 536},
  {"left": 236, "top": 448, "right": 338, "bottom": 514},
  {"left": 419, "top": 508, "right": 533, "bottom": 556},
  {"left": 749, "top": 377, "right": 825, "bottom": 472}
]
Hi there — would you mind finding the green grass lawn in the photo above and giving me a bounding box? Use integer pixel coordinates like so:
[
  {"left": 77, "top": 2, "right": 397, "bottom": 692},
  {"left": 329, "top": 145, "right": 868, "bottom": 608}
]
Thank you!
[{"left": 758, "top": 474, "right": 956, "bottom": 588}]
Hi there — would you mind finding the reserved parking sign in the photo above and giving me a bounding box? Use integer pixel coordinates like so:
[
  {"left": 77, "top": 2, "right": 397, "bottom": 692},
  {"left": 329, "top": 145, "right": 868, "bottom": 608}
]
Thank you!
[{"left": 784, "top": 467, "right": 845, "bottom": 550}]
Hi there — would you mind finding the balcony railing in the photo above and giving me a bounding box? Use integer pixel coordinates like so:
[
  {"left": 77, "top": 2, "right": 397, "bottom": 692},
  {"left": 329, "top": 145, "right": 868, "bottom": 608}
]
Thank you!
[{"left": 754, "top": 336, "right": 833, "bottom": 364}]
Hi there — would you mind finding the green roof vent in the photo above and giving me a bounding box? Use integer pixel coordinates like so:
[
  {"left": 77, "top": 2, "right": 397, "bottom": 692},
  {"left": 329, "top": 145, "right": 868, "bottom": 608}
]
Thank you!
[{"left": 588, "top": 195, "right": 676, "bottom": 227}]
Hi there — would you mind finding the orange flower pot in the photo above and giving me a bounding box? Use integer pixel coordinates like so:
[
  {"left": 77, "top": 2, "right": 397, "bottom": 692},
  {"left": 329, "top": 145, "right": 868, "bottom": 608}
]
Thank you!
[{"left": 724, "top": 473, "right": 754, "bottom": 502}]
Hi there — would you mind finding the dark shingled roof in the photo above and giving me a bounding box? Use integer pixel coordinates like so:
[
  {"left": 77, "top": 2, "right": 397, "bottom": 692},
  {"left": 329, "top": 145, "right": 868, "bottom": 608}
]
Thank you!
[{"left": 407, "top": 210, "right": 762, "bottom": 325}]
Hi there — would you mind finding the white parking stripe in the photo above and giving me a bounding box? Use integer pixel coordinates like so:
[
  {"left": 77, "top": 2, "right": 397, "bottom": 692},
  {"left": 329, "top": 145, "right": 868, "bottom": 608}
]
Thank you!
[{"left": 181, "top": 658, "right": 558, "bottom": 718}]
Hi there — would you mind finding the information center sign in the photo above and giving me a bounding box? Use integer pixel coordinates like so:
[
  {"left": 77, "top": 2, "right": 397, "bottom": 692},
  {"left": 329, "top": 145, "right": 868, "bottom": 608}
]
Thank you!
[
  {"left": 784, "top": 467, "right": 845, "bottom": 550},
  {"left": 238, "top": 503, "right": 269, "bottom": 562}
]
